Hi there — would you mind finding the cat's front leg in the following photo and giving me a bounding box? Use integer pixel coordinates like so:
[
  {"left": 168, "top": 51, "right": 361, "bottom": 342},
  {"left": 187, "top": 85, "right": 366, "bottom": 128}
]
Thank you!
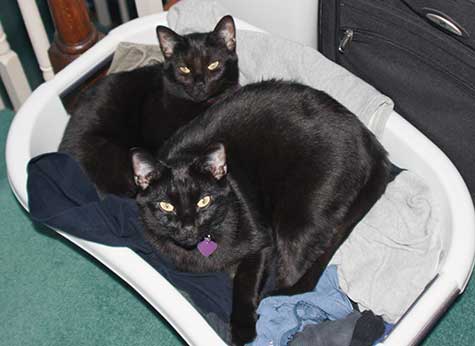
[{"left": 231, "top": 249, "right": 270, "bottom": 346}]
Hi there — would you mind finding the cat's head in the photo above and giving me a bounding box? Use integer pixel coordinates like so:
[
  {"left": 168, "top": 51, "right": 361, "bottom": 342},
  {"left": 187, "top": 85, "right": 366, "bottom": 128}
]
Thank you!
[
  {"left": 156, "top": 16, "right": 238, "bottom": 102},
  {"left": 131, "top": 144, "right": 231, "bottom": 249}
]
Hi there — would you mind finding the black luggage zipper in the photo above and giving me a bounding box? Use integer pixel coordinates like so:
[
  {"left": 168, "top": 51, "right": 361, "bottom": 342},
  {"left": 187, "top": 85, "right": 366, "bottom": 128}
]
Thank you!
[
  {"left": 338, "top": 28, "right": 475, "bottom": 95},
  {"left": 342, "top": 0, "right": 475, "bottom": 63},
  {"left": 338, "top": 29, "right": 353, "bottom": 53}
]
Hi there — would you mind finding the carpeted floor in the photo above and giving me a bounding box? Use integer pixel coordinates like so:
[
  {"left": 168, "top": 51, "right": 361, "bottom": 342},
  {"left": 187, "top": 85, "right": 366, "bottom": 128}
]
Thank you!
[{"left": 1, "top": 107, "right": 474, "bottom": 345}]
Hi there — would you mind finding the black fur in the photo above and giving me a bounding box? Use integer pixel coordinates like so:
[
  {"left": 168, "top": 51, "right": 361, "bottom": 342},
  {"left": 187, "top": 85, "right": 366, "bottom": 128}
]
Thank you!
[
  {"left": 132, "top": 80, "right": 391, "bottom": 345},
  {"left": 59, "top": 16, "right": 239, "bottom": 197}
]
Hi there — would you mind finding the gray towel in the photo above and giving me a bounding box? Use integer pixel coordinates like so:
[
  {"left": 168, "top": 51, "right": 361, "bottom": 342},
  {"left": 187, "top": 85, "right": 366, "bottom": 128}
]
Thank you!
[
  {"left": 108, "top": 42, "right": 163, "bottom": 74},
  {"left": 330, "top": 171, "right": 443, "bottom": 323}
]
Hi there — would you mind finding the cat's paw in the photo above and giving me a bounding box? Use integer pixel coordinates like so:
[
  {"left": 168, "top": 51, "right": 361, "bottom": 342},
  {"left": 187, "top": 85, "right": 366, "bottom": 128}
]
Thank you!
[
  {"left": 231, "top": 322, "right": 256, "bottom": 346},
  {"left": 231, "top": 307, "right": 257, "bottom": 346}
]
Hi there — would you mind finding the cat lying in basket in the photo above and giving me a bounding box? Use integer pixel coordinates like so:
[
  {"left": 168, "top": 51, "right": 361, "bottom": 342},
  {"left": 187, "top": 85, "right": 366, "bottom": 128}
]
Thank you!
[
  {"left": 131, "top": 80, "right": 391, "bottom": 345},
  {"left": 59, "top": 15, "right": 239, "bottom": 197}
]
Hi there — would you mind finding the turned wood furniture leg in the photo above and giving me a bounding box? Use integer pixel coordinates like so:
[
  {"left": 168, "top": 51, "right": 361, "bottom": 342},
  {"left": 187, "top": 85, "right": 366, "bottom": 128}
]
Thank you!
[
  {"left": 47, "top": 0, "right": 103, "bottom": 73},
  {"left": 0, "top": 21, "right": 32, "bottom": 111},
  {"left": 16, "top": 0, "right": 55, "bottom": 81}
]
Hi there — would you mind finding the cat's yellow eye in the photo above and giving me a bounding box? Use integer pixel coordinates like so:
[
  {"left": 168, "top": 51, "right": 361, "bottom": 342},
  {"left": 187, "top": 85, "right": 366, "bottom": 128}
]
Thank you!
[
  {"left": 159, "top": 201, "right": 175, "bottom": 212},
  {"left": 197, "top": 196, "right": 211, "bottom": 208},
  {"left": 207, "top": 61, "right": 220, "bottom": 71},
  {"left": 179, "top": 66, "right": 191, "bottom": 74}
]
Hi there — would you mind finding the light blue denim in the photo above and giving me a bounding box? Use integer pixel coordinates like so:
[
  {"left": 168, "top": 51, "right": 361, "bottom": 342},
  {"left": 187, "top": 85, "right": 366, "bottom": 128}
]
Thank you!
[{"left": 249, "top": 265, "right": 353, "bottom": 346}]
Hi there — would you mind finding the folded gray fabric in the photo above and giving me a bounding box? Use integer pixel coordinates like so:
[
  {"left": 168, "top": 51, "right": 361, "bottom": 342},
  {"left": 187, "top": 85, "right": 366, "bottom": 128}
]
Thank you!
[
  {"left": 289, "top": 311, "right": 361, "bottom": 346},
  {"left": 330, "top": 170, "right": 443, "bottom": 323},
  {"left": 108, "top": 42, "right": 163, "bottom": 74},
  {"left": 166, "top": 0, "right": 394, "bottom": 137}
]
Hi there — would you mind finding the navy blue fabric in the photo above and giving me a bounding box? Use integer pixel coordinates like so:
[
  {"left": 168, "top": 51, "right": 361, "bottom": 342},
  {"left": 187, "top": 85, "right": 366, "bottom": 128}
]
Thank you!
[{"left": 27, "top": 152, "right": 232, "bottom": 322}]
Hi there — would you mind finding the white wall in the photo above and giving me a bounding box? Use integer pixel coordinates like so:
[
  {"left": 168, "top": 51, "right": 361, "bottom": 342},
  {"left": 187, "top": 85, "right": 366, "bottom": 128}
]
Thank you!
[{"left": 219, "top": 0, "right": 319, "bottom": 48}]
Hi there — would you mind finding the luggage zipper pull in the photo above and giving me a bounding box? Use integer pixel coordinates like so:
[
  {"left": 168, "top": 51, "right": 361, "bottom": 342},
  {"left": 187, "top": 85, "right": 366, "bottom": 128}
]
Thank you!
[
  {"left": 338, "top": 29, "right": 354, "bottom": 53},
  {"left": 425, "top": 12, "right": 464, "bottom": 37}
]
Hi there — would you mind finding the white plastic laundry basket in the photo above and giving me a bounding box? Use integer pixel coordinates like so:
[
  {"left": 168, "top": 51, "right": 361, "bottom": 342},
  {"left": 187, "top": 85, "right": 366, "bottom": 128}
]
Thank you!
[{"left": 5, "top": 12, "right": 475, "bottom": 346}]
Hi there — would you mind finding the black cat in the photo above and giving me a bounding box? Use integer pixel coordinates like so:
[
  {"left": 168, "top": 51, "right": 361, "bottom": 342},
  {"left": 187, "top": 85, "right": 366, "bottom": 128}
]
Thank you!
[
  {"left": 59, "top": 15, "right": 239, "bottom": 197},
  {"left": 131, "top": 80, "right": 391, "bottom": 345}
]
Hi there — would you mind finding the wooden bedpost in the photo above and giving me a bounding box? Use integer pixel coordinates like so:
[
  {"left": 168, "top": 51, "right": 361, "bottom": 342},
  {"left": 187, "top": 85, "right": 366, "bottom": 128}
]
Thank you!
[{"left": 47, "top": 0, "right": 103, "bottom": 73}]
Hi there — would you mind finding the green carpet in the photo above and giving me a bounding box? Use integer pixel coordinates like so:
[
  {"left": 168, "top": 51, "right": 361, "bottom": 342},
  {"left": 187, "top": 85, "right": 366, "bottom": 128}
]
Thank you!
[{"left": 1, "top": 107, "right": 474, "bottom": 345}]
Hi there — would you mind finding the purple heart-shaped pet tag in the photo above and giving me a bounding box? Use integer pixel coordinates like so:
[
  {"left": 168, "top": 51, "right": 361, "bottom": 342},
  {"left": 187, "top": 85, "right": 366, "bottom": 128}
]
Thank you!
[{"left": 197, "top": 238, "right": 217, "bottom": 257}]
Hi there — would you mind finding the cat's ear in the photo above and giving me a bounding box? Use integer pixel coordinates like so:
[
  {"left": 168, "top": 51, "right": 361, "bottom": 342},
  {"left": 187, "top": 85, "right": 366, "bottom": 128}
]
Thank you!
[
  {"left": 200, "top": 143, "right": 227, "bottom": 180},
  {"left": 131, "top": 148, "right": 161, "bottom": 190},
  {"left": 213, "top": 15, "right": 236, "bottom": 51},
  {"left": 156, "top": 26, "right": 182, "bottom": 59}
]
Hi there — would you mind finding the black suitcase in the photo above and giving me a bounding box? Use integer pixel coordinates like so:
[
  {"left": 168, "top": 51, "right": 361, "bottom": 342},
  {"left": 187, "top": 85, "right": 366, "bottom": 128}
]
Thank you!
[{"left": 318, "top": 0, "right": 475, "bottom": 199}]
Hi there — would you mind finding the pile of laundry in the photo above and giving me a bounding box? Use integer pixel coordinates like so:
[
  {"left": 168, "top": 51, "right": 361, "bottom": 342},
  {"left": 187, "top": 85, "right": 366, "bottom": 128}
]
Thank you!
[{"left": 251, "top": 265, "right": 392, "bottom": 346}]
